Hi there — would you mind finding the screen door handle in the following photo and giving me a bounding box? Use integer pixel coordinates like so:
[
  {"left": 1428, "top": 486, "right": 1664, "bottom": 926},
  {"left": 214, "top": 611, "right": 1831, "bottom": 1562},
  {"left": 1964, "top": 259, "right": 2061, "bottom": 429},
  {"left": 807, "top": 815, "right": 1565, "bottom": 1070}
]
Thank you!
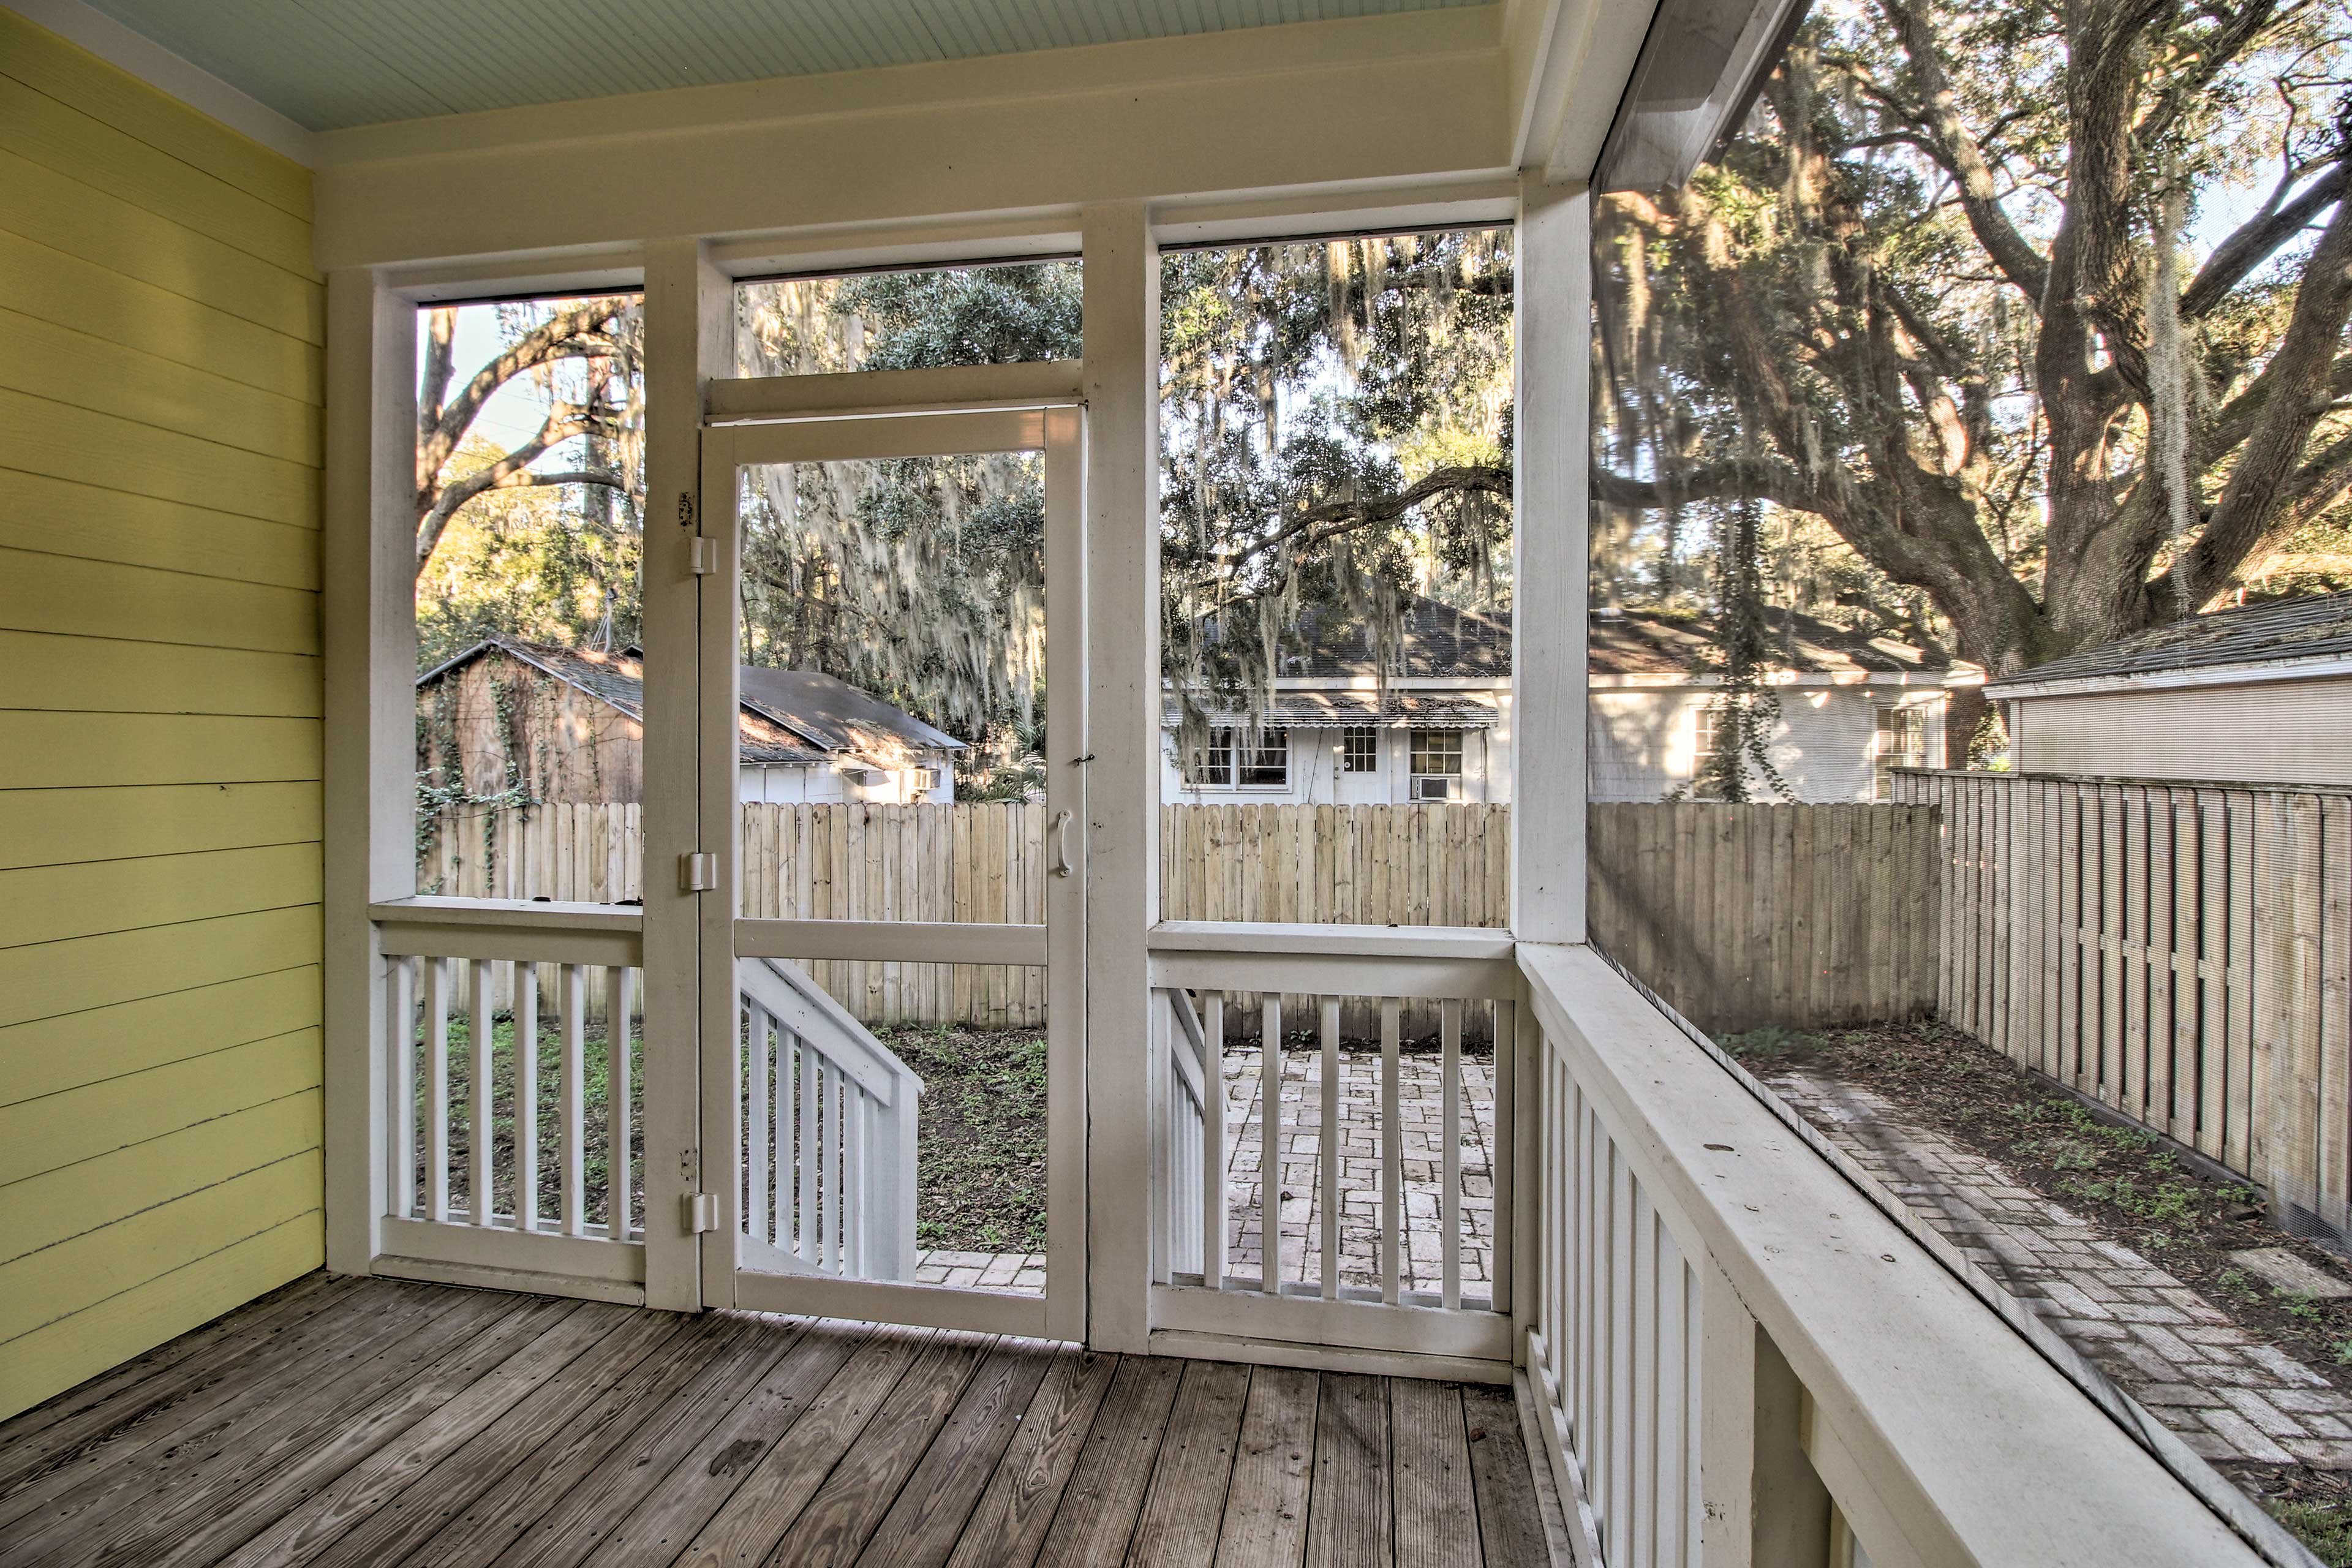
[{"left": 1050, "top": 810, "right": 1074, "bottom": 878}]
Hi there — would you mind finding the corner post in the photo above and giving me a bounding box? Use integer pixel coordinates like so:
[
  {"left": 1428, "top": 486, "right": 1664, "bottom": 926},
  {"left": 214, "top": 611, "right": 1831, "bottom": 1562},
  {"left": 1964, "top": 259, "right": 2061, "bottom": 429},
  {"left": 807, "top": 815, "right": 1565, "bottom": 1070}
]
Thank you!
[
  {"left": 1511, "top": 175, "right": 1592, "bottom": 945},
  {"left": 323, "top": 268, "right": 418, "bottom": 1276},
  {"left": 1081, "top": 200, "right": 1160, "bottom": 1352},
  {"left": 642, "top": 238, "right": 729, "bottom": 1313}
]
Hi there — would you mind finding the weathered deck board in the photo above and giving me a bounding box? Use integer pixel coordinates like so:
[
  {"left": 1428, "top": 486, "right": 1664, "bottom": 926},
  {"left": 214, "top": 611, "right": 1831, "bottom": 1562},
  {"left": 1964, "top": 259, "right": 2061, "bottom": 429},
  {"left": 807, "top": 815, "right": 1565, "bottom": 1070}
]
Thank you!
[{"left": 0, "top": 1275, "right": 1556, "bottom": 1567}]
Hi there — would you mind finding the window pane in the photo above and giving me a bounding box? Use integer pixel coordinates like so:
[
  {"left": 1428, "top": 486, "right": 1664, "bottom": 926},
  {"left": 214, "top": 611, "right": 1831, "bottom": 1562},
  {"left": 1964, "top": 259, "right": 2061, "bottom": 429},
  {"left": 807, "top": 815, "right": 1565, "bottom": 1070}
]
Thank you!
[
  {"left": 734, "top": 259, "right": 1080, "bottom": 378},
  {"left": 412, "top": 292, "right": 646, "bottom": 905},
  {"left": 1158, "top": 228, "right": 1512, "bottom": 924}
]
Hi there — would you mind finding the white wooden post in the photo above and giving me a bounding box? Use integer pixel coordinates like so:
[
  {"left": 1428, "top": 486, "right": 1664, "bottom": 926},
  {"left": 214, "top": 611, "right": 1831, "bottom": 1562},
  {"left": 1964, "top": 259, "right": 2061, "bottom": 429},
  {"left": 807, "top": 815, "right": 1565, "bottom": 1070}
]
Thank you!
[
  {"left": 643, "top": 236, "right": 728, "bottom": 1313},
  {"left": 1082, "top": 200, "right": 1159, "bottom": 1352},
  {"left": 1510, "top": 176, "right": 1591, "bottom": 946},
  {"left": 323, "top": 267, "right": 418, "bottom": 1275}
]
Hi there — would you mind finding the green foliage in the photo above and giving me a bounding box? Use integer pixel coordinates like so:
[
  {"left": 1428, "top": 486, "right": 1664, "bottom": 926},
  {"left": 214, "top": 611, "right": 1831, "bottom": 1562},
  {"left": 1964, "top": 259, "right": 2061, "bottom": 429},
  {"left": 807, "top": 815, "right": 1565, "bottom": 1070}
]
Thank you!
[
  {"left": 1716, "top": 1025, "right": 1819, "bottom": 1057},
  {"left": 2270, "top": 1499, "right": 2352, "bottom": 1567}
]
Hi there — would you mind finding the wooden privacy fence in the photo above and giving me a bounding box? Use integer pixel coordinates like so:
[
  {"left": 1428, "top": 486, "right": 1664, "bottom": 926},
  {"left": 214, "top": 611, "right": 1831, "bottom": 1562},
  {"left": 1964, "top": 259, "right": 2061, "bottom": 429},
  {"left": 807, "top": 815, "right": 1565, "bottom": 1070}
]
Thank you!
[
  {"left": 422, "top": 798, "right": 1940, "bottom": 1039},
  {"left": 1586, "top": 802, "right": 1943, "bottom": 1035},
  {"left": 1896, "top": 768, "right": 2352, "bottom": 1242}
]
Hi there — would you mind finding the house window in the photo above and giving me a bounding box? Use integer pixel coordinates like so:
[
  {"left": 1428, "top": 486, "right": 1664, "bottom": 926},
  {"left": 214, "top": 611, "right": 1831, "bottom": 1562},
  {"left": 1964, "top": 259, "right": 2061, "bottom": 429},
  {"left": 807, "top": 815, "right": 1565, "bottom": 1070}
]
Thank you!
[
  {"left": 1874, "top": 704, "right": 1926, "bottom": 801},
  {"left": 1409, "top": 729, "right": 1463, "bottom": 801},
  {"left": 1691, "top": 707, "right": 1729, "bottom": 799},
  {"left": 1341, "top": 726, "right": 1378, "bottom": 774},
  {"left": 1409, "top": 730, "right": 1463, "bottom": 776},
  {"left": 1186, "top": 727, "right": 1289, "bottom": 789}
]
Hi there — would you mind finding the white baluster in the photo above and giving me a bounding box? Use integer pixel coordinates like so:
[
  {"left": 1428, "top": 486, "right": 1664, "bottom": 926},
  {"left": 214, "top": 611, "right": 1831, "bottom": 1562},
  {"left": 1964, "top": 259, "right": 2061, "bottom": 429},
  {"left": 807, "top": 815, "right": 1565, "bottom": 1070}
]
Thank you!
[
  {"left": 845, "top": 1085, "right": 869, "bottom": 1279},
  {"left": 388, "top": 956, "right": 416, "bottom": 1220},
  {"left": 1381, "top": 996, "right": 1403, "bottom": 1305},
  {"left": 780, "top": 1030, "right": 799, "bottom": 1260},
  {"left": 1261, "top": 996, "right": 1283, "bottom": 1295},
  {"left": 1202, "top": 991, "right": 1226, "bottom": 1289},
  {"left": 799, "top": 1036, "right": 820, "bottom": 1262},
  {"left": 1442, "top": 996, "right": 1463, "bottom": 1310},
  {"left": 560, "top": 963, "right": 586, "bottom": 1237},
  {"left": 515, "top": 962, "right": 538, "bottom": 1232},
  {"left": 607, "top": 967, "right": 635, "bottom": 1238},
  {"left": 827, "top": 1064, "right": 846, "bottom": 1275},
  {"left": 1320, "top": 995, "right": 1341, "bottom": 1300},
  {"left": 469, "top": 959, "right": 492, "bottom": 1226},
  {"left": 746, "top": 1003, "right": 769, "bottom": 1246},
  {"left": 425, "top": 956, "right": 451, "bottom": 1222}
]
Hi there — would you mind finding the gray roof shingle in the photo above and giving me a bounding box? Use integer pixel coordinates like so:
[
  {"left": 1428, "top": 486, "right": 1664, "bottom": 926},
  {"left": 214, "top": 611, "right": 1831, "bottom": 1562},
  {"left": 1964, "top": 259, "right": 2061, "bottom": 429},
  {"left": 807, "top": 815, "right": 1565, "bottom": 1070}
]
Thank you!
[
  {"left": 418, "top": 639, "right": 962, "bottom": 764},
  {"left": 1987, "top": 593, "right": 2352, "bottom": 693}
]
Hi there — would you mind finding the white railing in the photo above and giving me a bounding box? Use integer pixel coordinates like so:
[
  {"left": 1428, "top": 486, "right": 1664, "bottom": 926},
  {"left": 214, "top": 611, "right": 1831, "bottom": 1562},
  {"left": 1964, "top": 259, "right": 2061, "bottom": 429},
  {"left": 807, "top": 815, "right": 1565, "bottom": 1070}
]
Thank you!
[
  {"left": 737, "top": 957, "right": 922, "bottom": 1283},
  {"left": 1146, "top": 923, "right": 1517, "bottom": 1368},
  {"left": 1517, "top": 942, "right": 2294, "bottom": 1568},
  {"left": 377, "top": 941, "right": 646, "bottom": 1301}
]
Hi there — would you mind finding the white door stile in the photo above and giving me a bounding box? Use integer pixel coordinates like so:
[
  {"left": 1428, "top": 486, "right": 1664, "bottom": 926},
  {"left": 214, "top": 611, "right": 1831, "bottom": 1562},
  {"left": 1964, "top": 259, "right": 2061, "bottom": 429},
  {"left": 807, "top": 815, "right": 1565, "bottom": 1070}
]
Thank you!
[{"left": 797, "top": 1036, "right": 819, "bottom": 1264}]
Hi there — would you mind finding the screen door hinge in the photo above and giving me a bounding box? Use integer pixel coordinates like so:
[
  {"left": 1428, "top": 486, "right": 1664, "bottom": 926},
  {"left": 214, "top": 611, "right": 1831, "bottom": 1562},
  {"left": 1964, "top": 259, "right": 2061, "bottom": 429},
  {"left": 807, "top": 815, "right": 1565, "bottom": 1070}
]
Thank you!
[
  {"left": 689, "top": 537, "right": 719, "bottom": 575},
  {"left": 683, "top": 1192, "right": 717, "bottom": 1233},
  {"left": 679, "top": 851, "right": 717, "bottom": 892}
]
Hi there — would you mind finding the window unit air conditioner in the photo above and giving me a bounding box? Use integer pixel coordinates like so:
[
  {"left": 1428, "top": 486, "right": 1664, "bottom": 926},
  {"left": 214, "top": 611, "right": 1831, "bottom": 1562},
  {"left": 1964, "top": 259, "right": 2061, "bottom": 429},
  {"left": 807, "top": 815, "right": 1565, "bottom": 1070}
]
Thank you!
[{"left": 1410, "top": 775, "right": 1457, "bottom": 802}]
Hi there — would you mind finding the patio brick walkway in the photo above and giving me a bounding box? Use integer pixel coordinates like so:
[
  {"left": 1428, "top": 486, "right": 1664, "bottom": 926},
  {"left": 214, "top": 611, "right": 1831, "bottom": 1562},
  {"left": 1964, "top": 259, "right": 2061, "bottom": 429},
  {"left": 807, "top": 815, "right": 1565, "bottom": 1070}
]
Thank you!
[
  {"left": 1769, "top": 1069, "right": 2352, "bottom": 1469},
  {"left": 1218, "top": 1045, "right": 1498, "bottom": 1298}
]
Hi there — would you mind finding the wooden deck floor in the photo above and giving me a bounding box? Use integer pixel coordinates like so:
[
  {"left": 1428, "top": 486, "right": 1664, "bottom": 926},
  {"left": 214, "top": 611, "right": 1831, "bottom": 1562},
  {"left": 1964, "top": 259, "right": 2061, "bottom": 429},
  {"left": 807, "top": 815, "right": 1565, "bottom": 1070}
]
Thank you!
[{"left": 0, "top": 1273, "right": 1562, "bottom": 1567}]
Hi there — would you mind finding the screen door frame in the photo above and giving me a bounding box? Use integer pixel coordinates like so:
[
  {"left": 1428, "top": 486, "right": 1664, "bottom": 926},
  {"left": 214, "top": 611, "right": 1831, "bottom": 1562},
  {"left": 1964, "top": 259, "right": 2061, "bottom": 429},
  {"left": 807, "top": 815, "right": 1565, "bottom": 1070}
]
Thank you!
[{"left": 695, "top": 403, "right": 1087, "bottom": 1340}]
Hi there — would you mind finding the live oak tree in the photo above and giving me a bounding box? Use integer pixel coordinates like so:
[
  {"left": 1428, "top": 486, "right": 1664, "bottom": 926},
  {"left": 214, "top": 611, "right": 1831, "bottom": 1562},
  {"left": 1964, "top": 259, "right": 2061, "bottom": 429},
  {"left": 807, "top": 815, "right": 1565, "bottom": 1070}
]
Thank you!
[
  {"left": 1596, "top": 0, "right": 2352, "bottom": 757},
  {"left": 413, "top": 295, "right": 644, "bottom": 577}
]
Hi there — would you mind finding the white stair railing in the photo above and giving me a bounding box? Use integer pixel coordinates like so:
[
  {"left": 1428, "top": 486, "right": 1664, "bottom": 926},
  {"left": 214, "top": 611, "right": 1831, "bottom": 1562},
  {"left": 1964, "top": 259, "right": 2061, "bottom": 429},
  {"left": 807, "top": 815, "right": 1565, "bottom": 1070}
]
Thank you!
[
  {"left": 738, "top": 957, "right": 923, "bottom": 1282},
  {"left": 1161, "top": 989, "right": 1213, "bottom": 1280}
]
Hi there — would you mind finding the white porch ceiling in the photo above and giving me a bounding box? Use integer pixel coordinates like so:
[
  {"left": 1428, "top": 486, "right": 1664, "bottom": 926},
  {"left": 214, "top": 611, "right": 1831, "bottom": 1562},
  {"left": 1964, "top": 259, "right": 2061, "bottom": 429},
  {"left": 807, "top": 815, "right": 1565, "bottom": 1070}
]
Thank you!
[{"left": 74, "top": 0, "right": 1487, "bottom": 131}]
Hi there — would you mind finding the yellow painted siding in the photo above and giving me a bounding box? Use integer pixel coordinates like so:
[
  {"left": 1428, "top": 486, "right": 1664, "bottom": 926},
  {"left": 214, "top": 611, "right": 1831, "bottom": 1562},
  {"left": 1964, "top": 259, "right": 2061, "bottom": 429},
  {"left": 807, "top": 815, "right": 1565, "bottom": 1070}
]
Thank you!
[{"left": 0, "top": 10, "right": 324, "bottom": 1421}]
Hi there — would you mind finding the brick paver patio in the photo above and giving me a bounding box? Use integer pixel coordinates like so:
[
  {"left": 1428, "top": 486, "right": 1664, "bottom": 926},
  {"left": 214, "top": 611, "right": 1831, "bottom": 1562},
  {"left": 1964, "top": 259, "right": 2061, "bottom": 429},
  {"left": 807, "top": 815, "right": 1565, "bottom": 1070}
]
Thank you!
[
  {"left": 905, "top": 1045, "right": 1499, "bottom": 1302},
  {"left": 1770, "top": 1069, "right": 2352, "bottom": 1469}
]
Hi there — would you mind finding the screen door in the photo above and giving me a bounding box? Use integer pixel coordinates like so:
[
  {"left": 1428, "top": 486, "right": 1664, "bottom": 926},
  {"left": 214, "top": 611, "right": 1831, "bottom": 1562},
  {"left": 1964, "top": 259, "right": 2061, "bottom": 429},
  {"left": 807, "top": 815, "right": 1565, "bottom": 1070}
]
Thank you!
[{"left": 696, "top": 405, "right": 1085, "bottom": 1341}]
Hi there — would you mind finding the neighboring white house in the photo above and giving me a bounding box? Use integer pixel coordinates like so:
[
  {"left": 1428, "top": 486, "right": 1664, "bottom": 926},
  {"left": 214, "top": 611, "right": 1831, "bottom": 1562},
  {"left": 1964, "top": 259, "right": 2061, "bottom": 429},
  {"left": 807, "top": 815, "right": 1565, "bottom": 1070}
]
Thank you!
[
  {"left": 1161, "top": 596, "right": 1973, "bottom": 805},
  {"left": 417, "top": 639, "right": 963, "bottom": 807},
  {"left": 1163, "top": 597, "right": 1515, "bottom": 805},
  {"left": 1986, "top": 591, "right": 2352, "bottom": 785},
  {"left": 1589, "top": 608, "right": 1974, "bottom": 802}
]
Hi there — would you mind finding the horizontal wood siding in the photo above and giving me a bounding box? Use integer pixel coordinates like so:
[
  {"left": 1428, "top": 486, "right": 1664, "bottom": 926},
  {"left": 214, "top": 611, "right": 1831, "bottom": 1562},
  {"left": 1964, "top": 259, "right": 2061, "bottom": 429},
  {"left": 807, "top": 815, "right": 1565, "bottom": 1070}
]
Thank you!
[
  {"left": 0, "top": 10, "right": 323, "bottom": 1421},
  {"left": 1898, "top": 769, "right": 2352, "bottom": 1243}
]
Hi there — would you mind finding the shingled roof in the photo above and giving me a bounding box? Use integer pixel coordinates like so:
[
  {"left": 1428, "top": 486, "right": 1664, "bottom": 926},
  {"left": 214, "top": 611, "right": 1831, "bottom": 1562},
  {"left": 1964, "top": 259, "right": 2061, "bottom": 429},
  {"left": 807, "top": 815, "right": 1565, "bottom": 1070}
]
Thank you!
[
  {"left": 418, "top": 639, "right": 962, "bottom": 764},
  {"left": 1591, "top": 606, "right": 1959, "bottom": 677},
  {"left": 1985, "top": 592, "right": 2352, "bottom": 695},
  {"left": 1212, "top": 594, "right": 1512, "bottom": 680}
]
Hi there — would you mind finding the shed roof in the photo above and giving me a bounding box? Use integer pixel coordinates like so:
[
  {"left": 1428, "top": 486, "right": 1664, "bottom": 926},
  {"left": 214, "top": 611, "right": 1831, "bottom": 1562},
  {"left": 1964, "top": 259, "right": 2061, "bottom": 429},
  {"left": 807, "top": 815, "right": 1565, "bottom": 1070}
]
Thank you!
[
  {"left": 417, "top": 639, "right": 962, "bottom": 765},
  {"left": 1985, "top": 593, "right": 2352, "bottom": 696}
]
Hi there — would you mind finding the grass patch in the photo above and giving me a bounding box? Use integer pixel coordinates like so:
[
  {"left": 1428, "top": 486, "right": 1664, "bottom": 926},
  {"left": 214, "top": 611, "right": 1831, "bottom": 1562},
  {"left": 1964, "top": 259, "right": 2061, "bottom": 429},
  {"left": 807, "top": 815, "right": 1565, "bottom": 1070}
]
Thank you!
[
  {"left": 2271, "top": 1499, "right": 2352, "bottom": 1566},
  {"left": 880, "top": 1024, "right": 1050, "bottom": 1255}
]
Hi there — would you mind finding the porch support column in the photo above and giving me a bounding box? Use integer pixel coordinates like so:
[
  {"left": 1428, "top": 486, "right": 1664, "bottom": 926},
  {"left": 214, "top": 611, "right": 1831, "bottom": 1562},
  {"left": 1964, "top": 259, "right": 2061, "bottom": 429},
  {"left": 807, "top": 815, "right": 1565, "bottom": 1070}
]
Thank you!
[
  {"left": 1510, "top": 175, "right": 1591, "bottom": 945},
  {"left": 1082, "top": 201, "right": 1159, "bottom": 1352},
  {"left": 322, "top": 270, "right": 419, "bottom": 1276},
  {"left": 644, "top": 238, "right": 728, "bottom": 1314}
]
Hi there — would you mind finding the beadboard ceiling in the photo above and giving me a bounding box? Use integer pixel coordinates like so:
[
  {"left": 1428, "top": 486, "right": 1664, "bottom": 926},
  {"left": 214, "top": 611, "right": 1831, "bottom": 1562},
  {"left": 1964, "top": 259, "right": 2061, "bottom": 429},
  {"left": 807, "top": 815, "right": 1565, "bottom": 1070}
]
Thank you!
[{"left": 77, "top": 0, "right": 1486, "bottom": 132}]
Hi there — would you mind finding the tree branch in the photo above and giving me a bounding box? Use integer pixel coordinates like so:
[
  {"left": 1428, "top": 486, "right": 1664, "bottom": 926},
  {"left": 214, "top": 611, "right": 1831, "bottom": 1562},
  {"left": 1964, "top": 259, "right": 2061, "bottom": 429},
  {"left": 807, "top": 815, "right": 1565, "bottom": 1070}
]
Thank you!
[
  {"left": 1220, "top": 466, "right": 1510, "bottom": 573},
  {"left": 2181, "top": 159, "right": 2350, "bottom": 320},
  {"left": 416, "top": 298, "right": 630, "bottom": 502}
]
